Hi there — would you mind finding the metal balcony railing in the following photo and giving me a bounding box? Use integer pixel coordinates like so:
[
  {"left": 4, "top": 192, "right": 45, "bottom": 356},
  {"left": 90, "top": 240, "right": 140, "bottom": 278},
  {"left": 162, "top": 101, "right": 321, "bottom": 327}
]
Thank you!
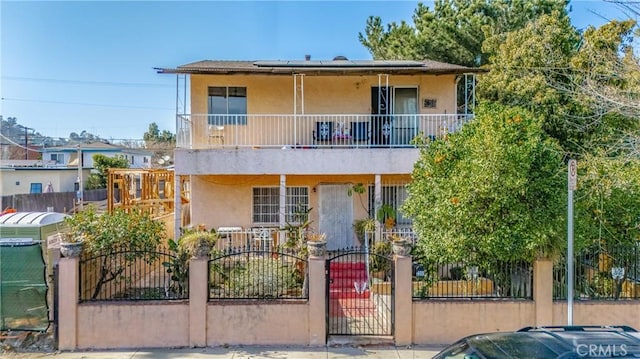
[{"left": 176, "top": 114, "right": 472, "bottom": 149}]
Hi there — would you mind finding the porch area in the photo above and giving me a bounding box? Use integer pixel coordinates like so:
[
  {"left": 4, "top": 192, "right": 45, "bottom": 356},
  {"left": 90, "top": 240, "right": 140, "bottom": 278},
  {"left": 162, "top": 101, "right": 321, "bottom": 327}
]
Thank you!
[{"left": 176, "top": 113, "right": 471, "bottom": 149}]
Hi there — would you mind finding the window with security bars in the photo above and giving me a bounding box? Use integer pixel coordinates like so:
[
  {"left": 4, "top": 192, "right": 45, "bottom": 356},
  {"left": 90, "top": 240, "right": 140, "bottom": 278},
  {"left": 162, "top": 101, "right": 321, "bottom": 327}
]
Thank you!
[
  {"left": 252, "top": 187, "right": 309, "bottom": 224},
  {"left": 368, "top": 184, "right": 412, "bottom": 226}
]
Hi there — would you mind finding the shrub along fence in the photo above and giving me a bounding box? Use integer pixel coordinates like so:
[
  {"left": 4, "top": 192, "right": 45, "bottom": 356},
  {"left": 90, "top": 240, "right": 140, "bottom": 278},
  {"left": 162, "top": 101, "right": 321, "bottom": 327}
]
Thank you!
[
  {"left": 208, "top": 247, "right": 308, "bottom": 300},
  {"left": 553, "top": 244, "right": 640, "bottom": 300},
  {"left": 79, "top": 248, "right": 187, "bottom": 301}
]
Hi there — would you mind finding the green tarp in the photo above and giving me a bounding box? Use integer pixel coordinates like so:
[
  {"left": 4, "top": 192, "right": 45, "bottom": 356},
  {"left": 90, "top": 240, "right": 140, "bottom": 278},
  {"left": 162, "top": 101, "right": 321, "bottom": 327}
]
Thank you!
[{"left": 0, "top": 243, "right": 48, "bottom": 330}]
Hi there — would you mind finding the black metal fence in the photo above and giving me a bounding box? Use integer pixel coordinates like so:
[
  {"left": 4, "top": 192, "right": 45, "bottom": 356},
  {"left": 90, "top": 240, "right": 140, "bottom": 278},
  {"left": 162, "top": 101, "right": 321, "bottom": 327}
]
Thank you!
[
  {"left": 79, "top": 249, "right": 188, "bottom": 302},
  {"left": 554, "top": 245, "right": 640, "bottom": 300},
  {"left": 412, "top": 258, "right": 533, "bottom": 300},
  {"left": 208, "top": 246, "right": 308, "bottom": 300}
]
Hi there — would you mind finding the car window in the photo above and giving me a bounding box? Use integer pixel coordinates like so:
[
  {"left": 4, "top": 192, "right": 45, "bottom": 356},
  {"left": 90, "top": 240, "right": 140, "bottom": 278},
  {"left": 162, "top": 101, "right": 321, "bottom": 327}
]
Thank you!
[
  {"left": 471, "top": 333, "right": 561, "bottom": 359},
  {"left": 438, "top": 341, "right": 481, "bottom": 359}
]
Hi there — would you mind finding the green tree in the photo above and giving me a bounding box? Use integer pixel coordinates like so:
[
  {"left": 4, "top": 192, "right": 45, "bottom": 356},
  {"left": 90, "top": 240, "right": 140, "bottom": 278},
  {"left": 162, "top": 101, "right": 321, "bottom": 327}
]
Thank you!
[
  {"left": 480, "top": 14, "right": 640, "bottom": 156},
  {"left": 479, "top": 12, "right": 583, "bottom": 153},
  {"left": 573, "top": 153, "right": 640, "bottom": 299},
  {"left": 575, "top": 153, "right": 640, "bottom": 251},
  {"left": 359, "top": 0, "right": 567, "bottom": 66},
  {"left": 143, "top": 122, "right": 175, "bottom": 167},
  {"left": 144, "top": 122, "right": 175, "bottom": 144},
  {"left": 86, "top": 154, "right": 129, "bottom": 189},
  {"left": 403, "top": 103, "right": 565, "bottom": 264},
  {"left": 65, "top": 205, "right": 166, "bottom": 299}
]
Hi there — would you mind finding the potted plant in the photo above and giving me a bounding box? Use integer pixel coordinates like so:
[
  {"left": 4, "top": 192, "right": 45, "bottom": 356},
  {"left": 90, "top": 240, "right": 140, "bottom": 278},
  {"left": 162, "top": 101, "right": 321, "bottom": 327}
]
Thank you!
[
  {"left": 377, "top": 204, "right": 397, "bottom": 230},
  {"left": 178, "top": 228, "right": 218, "bottom": 258},
  {"left": 59, "top": 232, "right": 85, "bottom": 258},
  {"left": 353, "top": 217, "right": 376, "bottom": 246},
  {"left": 306, "top": 232, "right": 327, "bottom": 257},
  {"left": 370, "top": 239, "right": 392, "bottom": 280},
  {"left": 60, "top": 206, "right": 98, "bottom": 257},
  {"left": 389, "top": 234, "right": 412, "bottom": 256}
]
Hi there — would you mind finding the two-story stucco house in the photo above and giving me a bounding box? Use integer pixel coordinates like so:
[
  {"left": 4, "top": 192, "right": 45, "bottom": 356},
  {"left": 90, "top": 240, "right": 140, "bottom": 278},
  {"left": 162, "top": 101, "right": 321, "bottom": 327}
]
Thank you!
[{"left": 158, "top": 57, "right": 481, "bottom": 249}]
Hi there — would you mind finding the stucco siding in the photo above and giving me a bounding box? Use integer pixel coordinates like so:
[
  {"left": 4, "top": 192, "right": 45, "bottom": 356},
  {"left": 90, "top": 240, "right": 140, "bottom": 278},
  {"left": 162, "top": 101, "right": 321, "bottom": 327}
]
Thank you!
[
  {"left": 207, "top": 303, "right": 309, "bottom": 345},
  {"left": 76, "top": 303, "right": 189, "bottom": 349}
]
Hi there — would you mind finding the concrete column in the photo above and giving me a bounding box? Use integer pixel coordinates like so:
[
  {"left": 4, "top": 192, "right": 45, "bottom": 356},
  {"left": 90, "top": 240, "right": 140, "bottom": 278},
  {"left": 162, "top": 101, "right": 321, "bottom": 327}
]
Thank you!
[
  {"left": 174, "top": 174, "right": 182, "bottom": 241},
  {"left": 534, "top": 259, "right": 553, "bottom": 326},
  {"left": 307, "top": 256, "right": 326, "bottom": 345},
  {"left": 394, "top": 255, "right": 412, "bottom": 346},
  {"left": 58, "top": 256, "right": 79, "bottom": 350},
  {"left": 374, "top": 174, "right": 382, "bottom": 243},
  {"left": 189, "top": 258, "right": 208, "bottom": 347},
  {"left": 279, "top": 175, "right": 286, "bottom": 230}
]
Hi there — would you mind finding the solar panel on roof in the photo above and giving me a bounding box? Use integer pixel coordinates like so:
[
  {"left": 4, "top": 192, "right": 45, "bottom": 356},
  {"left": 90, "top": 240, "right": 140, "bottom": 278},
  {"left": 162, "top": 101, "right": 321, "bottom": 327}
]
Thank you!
[{"left": 253, "top": 60, "right": 424, "bottom": 68}]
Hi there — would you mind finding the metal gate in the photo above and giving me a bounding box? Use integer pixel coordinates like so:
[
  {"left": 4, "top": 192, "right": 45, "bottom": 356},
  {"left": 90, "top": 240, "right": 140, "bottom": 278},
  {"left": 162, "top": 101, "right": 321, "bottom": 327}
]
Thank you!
[{"left": 326, "top": 248, "right": 394, "bottom": 337}]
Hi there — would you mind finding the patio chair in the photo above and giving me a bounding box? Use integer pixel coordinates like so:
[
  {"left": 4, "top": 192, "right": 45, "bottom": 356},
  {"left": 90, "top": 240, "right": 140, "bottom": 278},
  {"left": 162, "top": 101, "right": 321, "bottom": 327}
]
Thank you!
[
  {"left": 351, "top": 121, "right": 369, "bottom": 146},
  {"left": 252, "top": 227, "right": 273, "bottom": 251},
  {"left": 313, "top": 121, "right": 333, "bottom": 144},
  {"left": 208, "top": 125, "right": 225, "bottom": 145}
]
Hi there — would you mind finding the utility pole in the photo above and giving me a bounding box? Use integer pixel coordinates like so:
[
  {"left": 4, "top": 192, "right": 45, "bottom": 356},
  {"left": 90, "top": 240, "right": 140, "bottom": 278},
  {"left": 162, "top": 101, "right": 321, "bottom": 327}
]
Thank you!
[
  {"left": 77, "top": 144, "right": 84, "bottom": 210},
  {"left": 567, "top": 159, "right": 577, "bottom": 325},
  {"left": 24, "top": 126, "right": 30, "bottom": 160}
]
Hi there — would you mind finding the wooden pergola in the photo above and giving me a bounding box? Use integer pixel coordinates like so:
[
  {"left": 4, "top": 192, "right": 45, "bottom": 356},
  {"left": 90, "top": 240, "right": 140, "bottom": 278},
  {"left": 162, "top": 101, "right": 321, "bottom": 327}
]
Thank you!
[{"left": 107, "top": 168, "right": 189, "bottom": 216}]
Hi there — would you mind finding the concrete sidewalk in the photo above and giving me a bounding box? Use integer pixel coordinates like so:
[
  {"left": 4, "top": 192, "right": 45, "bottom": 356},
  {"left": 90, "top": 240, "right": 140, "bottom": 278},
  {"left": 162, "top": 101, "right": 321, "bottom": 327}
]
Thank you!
[{"left": 3, "top": 345, "right": 445, "bottom": 358}]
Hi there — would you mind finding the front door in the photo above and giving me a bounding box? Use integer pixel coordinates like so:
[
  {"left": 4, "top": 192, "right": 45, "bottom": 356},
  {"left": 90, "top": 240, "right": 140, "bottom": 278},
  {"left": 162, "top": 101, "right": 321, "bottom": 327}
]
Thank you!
[{"left": 319, "top": 184, "right": 354, "bottom": 250}]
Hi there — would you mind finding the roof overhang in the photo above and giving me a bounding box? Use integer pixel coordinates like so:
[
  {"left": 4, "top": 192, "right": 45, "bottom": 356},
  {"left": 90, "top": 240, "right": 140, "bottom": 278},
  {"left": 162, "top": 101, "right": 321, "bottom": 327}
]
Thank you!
[{"left": 156, "top": 59, "right": 485, "bottom": 76}]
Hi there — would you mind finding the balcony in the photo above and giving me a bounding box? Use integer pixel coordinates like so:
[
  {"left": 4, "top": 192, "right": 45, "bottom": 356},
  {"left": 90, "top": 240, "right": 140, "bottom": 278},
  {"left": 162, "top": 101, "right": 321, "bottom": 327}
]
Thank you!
[{"left": 176, "top": 114, "right": 472, "bottom": 149}]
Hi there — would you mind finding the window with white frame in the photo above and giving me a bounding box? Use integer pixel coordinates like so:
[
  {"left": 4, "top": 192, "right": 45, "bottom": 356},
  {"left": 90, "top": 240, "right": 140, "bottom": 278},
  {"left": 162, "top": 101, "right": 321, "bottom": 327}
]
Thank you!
[
  {"left": 252, "top": 187, "right": 309, "bottom": 224},
  {"left": 208, "top": 86, "right": 247, "bottom": 125}
]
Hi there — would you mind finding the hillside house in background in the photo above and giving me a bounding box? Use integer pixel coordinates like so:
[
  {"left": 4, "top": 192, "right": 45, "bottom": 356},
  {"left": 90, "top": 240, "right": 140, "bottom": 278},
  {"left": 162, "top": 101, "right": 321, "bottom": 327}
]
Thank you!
[
  {"left": 2, "top": 142, "right": 151, "bottom": 196},
  {"left": 158, "top": 57, "right": 481, "bottom": 248},
  {"left": 42, "top": 142, "right": 152, "bottom": 169}
]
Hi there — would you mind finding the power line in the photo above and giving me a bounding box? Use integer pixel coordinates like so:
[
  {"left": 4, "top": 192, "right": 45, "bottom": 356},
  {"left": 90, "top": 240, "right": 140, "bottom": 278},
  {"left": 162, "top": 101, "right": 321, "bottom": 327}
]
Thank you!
[
  {"left": 0, "top": 133, "right": 43, "bottom": 153},
  {"left": 1, "top": 97, "right": 174, "bottom": 110},
  {"left": 2, "top": 76, "right": 173, "bottom": 88}
]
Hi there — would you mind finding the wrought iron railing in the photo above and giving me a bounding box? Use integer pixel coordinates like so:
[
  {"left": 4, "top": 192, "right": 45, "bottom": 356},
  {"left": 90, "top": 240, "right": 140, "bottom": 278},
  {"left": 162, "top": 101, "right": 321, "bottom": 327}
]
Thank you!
[
  {"left": 176, "top": 113, "right": 472, "bottom": 149},
  {"left": 412, "top": 257, "right": 533, "bottom": 300},
  {"left": 553, "top": 244, "right": 640, "bottom": 300},
  {"left": 79, "top": 249, "right": 188, "bottom": 302}
]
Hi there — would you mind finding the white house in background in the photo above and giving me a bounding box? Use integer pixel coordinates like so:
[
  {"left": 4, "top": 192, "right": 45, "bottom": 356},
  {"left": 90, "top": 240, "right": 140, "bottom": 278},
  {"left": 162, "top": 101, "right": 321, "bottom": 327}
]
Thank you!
[
  {"left": 0, "top": 164, "right": 91, "bottom": 195},
  {"left": 42, "top": 142, "right": 152, "bottom": 169},
  {"left": 1, "top": 143, "right": 152, "bottom": 196}
]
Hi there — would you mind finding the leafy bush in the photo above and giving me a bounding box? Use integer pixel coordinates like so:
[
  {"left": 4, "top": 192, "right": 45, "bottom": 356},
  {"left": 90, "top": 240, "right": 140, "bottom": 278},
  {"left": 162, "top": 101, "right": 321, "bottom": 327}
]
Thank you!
[
  {"left": 370, "top": 240, "right": 392, "bottom": 275},
  {"left": 65, "top": 205, "right": 166, "bottom": 299},
  {"left": 225, "top": 257, "right": 299, "bottom": 297}
]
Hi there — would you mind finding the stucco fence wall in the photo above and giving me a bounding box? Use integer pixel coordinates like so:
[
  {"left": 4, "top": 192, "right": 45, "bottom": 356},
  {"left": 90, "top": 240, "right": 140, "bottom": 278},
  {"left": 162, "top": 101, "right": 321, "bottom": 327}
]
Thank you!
[{"left": 57, "top": 255, "right": 640, "bottom": 350}]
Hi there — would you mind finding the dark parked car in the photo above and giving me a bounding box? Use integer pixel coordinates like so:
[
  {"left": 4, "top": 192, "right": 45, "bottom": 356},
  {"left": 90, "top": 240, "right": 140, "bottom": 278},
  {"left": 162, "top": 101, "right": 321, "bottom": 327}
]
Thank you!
[{"left": 433, "top": 326, "right": 640, "bottom": 359}]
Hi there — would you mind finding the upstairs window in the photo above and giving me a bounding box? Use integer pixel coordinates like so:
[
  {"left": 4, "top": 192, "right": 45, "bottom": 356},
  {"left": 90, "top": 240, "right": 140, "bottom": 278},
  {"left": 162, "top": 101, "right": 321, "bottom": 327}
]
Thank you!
[{"left": 208, "top": 86, "right": 247, "bottom": 125}]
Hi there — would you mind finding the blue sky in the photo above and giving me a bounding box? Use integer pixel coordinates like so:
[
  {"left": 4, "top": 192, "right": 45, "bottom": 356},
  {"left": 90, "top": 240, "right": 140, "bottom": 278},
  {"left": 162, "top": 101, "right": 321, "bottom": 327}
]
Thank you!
[{"left": 0, "top": 0, "right": 629, "bottom": 140}]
